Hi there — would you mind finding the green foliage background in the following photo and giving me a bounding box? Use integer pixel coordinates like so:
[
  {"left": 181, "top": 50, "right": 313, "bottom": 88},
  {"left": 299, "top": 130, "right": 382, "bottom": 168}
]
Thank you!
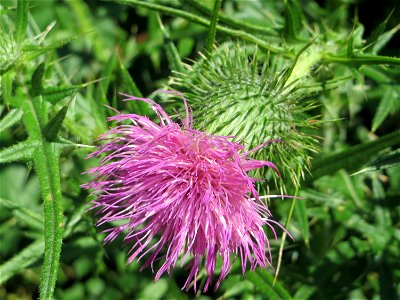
[{"left": 0, "top": 0, "right": 399, "bottom": 299}]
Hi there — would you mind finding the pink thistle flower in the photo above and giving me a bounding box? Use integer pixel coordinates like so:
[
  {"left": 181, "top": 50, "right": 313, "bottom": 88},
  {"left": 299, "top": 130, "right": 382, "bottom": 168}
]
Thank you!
[{"left": 83, "top": 91, "right": 288, "bottom": 292}]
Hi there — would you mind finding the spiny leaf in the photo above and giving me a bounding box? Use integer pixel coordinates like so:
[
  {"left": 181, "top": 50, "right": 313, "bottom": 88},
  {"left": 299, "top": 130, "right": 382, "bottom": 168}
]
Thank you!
[
  {"left": 15, "top": 0, "right": 29, "bottom": 41},
  {"left": 0, "top": 139, "right": 39, "bottom": 163},
  {"left": 156, "top": 13, "right": 184, "bottom": 72},
  {"left": 31, "top": 62, "right": 45, "bottom": 97},
  {"left": 0, "top": 108, "right": 23, "bottom": 133},
  {"left": 182, "top": 0, "right": 278, "bottom": 35},
  {"left": 42, "top": 85, "right": 80, "bottom": 104},
  {"left": 0, "top": 239, "right": 45, "bottom": 284},
  {"left": 372, "top": 23, "right": 400, "bottom": 55},
  {"left": 246, "top": 270, "right": 292, "bottom": 300},
  {"left": 366, "top": 8, "right": 394, "bottom": 49},
  {"left": 1, "top": 71, "right": 15, "bottom": 106},
  {"left": 22, "top": 99, "right": 64, "bottom": 300},
  {"left": 283, "top": 0, "right": 303, "bottom": 41},
  {"left": 43, "top": 102, "right": 70, "bottom": 141},
  {"left": 23, "top": 35, "right": 78, "bottom": 62},
  {"left": 352, "top": 148, "right": 400, "bottom": 175},
  {"left": 119, "top": 61, "right": 154, "bottom": 116},
  {"left": 0, "top": 197, "right": 43, "bottom": 231},
  {"left": 35, "top": 142, "right": 64, "bottom": 300},
  {"left": 372, "top": 86, "right": 399, "bottom": 132},
  {"left": 309, "top": 130, "right": 400, "bottom": 181}
]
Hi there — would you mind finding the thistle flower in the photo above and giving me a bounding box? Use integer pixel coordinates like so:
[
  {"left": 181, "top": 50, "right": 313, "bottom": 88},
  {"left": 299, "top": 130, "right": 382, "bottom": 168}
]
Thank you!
[{"left": 84, "top": 91, "right": 287, "bottom": 291}]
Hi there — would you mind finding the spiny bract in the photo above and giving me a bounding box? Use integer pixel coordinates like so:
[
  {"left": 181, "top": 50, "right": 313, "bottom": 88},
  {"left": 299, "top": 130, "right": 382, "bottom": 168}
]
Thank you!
[{"left": 168, "top": 42, "right": 320, "bottom": 189}]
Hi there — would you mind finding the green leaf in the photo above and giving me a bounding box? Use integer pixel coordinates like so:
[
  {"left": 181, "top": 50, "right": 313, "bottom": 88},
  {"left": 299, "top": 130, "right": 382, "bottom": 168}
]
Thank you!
[
  {"left": 23, "top": 35, "right": 78, "bottom": 62},
  {"left": 352, "top": 148, "right": 400, "bottom": 175},
  {"left": 22, "top": 100, "right": 64, "bottom": 300},
  {"left": 43, "top": 103, "right": 69, "bottom": 141},
  {"left": 323, "top": 54, "right": 400, "bottom": 66},
  {"left": 182, "top": 0, "right": 277, "bottom": 36},
  {"left": 115, "top": 0, "right": 283, "bottom": 54},
  {"left": 120, "top": 61, "right": 142, "bottom": 98},
  {"left": 42, "top": 86, "right": 80, "bottom": 104},
  {"left": 95, "top": 52, "right": 117, "bottom": 106},
  {"left": 372, "top": 23, "right": 400, "bottom": 55},
  {"left": 0, "top": 239, "right": 45, "bottom": 284},
  {"left": 246, "top": 271, "right": 280, "bottom": 299},
  {"left": 310, "top": 130, "right": 400, "bottom": 181},
  {"left": 294, "top": 199, "right": 310, "bottom": 246},
  {"left": 1, "top": 71, "right": 15, "bottom": 106},
  {"left": 156, "top": 13, "right": 184, "bottom": 73},
  {"left": 372, "top": 86, "right": 399, "bottom": 132},
  {"left": 119, "top": 62, "right": 154, "bottom": 116},
  {"left": 205, "top": 0, "right": 222, "bottom": 53},
  {"left": 246, "top": 270, "right": 292, "bottom": 300},
  {"left": 366, "top": 9, "right": 394, "bottom": 49},
  {"left": 0, "top": 139, "right": 39, "bottom": 163},
  {"left": 283, "top": 0, "right": 303, "bottom": 40},
  {"left": 0, "top": 197, "right": 43, "bottom": 231},
  {"left": 34, "top": 142, "right": 64, "bottom": 300},
  {"left": 31, "top": 62, "right": 46, "bottom": 97},
  {"left": 15, "top": 0, "right": 29, "bottom": 41},
  {"left": 0, "top": 108, "right": 23, "bottom": 132}
]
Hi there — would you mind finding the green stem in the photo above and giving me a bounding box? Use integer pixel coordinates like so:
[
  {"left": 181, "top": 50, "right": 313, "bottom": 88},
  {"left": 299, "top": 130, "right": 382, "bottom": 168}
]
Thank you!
[
  {"left": 183, "top": 0, "right": 278, "bottom": 35},
  {"left": 112, "top": 0, "right": 284, "bottom": 54},
  {"left": 323, "top": 54, "right": 400, "bottom": 66}
]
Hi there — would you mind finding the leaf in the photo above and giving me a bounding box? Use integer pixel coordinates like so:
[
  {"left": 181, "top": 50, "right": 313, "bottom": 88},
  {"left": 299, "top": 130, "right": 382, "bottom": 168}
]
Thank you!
[
  {"left": 205, "top": 0, "right": 222, "bottom": 53},
  {"left": 283, "top": 0, "right": 303, "bottom": 40},
  {"left": 0, "top": 239, "right": 45, "bottom": 284},
  {"left": 1, "top": 71, "right": 15, "bottom": 106},
  {"left": 42, "top": 86, "right": 80, "bottom": 104},
  {"left": 294, "top": 199, "right": 310, "bottom": 246},
  {"left": 309, "top": 130, "right": 400, "bottom": 181},
  {"left": 323, "top": 54, "right": 400, "bottom": 66},
  {"left": 0, "top": 197, "right": 43, "bottom": 231},
  {"left": 116, "top": 0, "right": 282, "bottom": 54},
  {"left": 0, "top": 139, "right": 39, "bottom": 163},
  {"left": 246, "top": 270, "right": 292, "bottom": 300},
  {"left": 43, "top": 103, "right": 69, "bottom": 141},
  {"left": 352, "top": 148, "right": 400, "bottom": 175},
  {"left": 372, "top": 86, "right": 399, "bottom": 132},
  {"left": 34, "top": 142, "right": 64, "bottom": 300},
  {"left": 15, "top": 0, "right": 29, "bottom": 41},
  {"left": 22, "top": 100, "right": 64, "bottom": 300},
  {"left": 372, "top": 23, "right": 400, "bottom": 55},
  {"left": 246, "top": 271, "right": 280, "bottom": 299},
  {"left": 182, "top": 0, "right": 277, "bottom": 36},
  {"left": 31, "top": 62, "right": 46, "bottom": 97},
  {"left": 0, "top": 108, "right": 23, "bottom": 132},
  {"left": 156, "top": 13, "right": 184, "bottom": 72},
  {"left": 366, "top": 9, "right": 394, "bottom": 49}
]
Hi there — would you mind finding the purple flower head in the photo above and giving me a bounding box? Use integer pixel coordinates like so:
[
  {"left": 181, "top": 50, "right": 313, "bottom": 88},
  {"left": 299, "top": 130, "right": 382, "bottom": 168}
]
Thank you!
[{"left": 84, "top": 91, "right": 287, "bottom": 292}]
